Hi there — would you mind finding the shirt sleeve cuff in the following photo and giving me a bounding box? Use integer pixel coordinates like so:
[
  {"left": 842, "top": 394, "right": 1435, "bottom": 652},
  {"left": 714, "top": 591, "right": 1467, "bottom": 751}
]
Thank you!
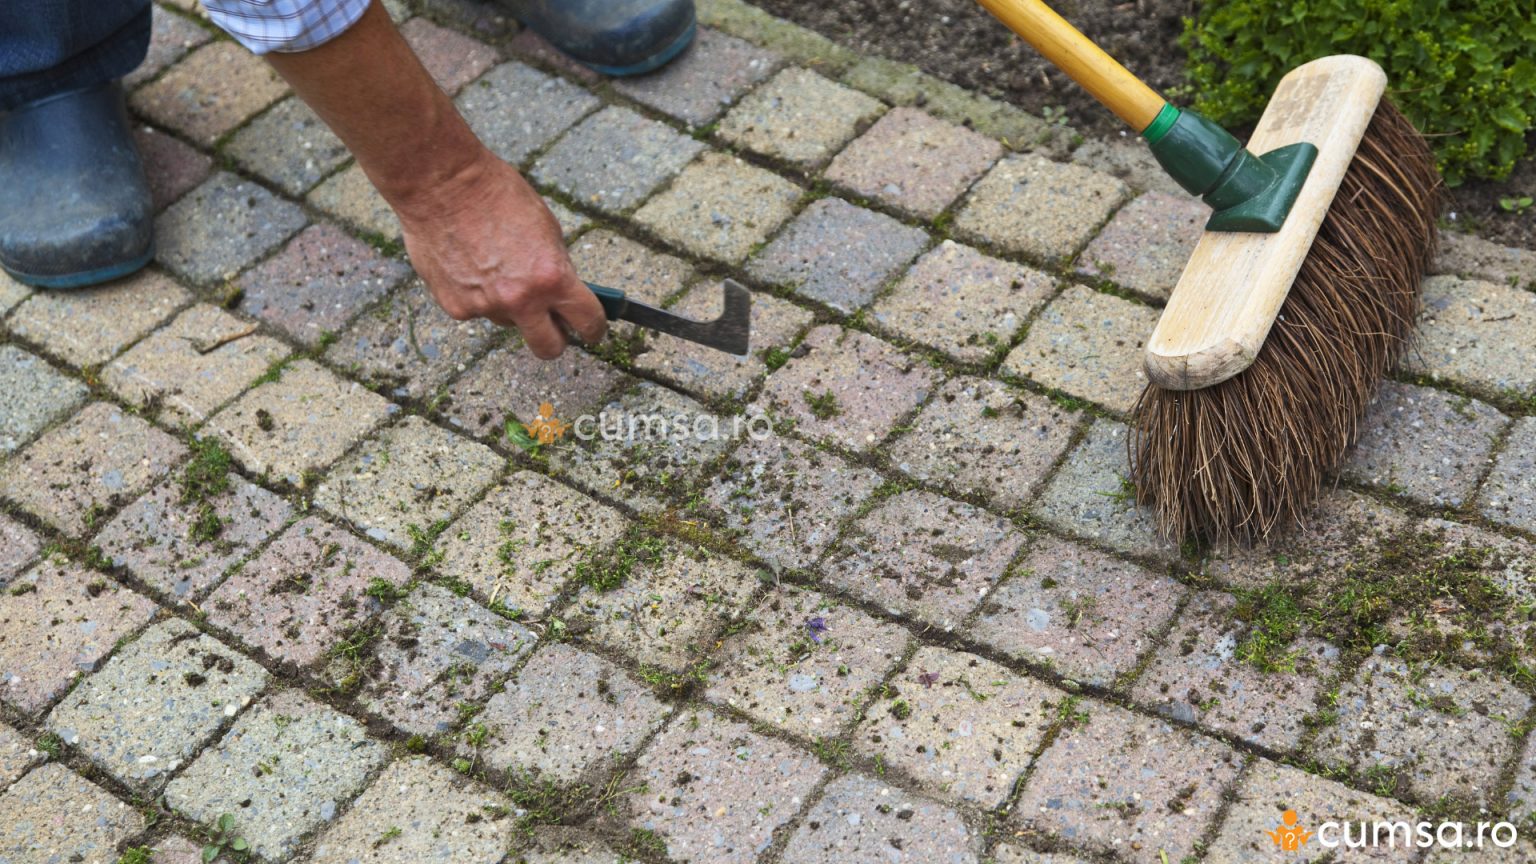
[{"left": 201, "top": 0, "right": 373, "bottom": 56}]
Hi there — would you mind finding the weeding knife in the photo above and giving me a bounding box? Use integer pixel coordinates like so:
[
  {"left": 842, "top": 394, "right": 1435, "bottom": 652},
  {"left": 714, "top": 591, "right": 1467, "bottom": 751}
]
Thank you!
[{"left": 586, "top": 278, "right": 751, "bottom": 356}]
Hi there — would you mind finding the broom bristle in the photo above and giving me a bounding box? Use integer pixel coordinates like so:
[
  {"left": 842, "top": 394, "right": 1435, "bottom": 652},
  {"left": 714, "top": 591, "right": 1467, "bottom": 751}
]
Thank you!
[{"left": 1130, "top": 100, "right": 1441, "bottom": 545}]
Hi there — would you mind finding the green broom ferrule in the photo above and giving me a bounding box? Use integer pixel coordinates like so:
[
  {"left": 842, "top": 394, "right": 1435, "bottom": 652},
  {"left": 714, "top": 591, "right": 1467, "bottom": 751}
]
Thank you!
[{"left": 1140, "top": 104, "right": 1318, "bottom": 233}]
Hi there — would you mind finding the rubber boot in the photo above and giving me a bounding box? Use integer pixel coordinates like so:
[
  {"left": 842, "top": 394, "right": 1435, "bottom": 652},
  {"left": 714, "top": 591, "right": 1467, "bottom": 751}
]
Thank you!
[
  {"left": 0, "top": 82, "right": 153, "bottom": 289},
  {"left": 502, "top": 0, "right": 696, "bottom": 76}
]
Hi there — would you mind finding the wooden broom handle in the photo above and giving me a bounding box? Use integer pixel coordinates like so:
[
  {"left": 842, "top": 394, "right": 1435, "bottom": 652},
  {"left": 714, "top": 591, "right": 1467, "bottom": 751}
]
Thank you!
[{"left": 975, "top": 0, "right": 1166, "bottom": 132}]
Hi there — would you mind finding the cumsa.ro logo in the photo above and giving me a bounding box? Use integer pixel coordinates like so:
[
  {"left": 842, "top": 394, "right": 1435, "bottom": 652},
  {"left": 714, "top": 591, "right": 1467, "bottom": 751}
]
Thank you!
[{"left": 1267, "top": 810, "right": 1313, "bottom": 851}]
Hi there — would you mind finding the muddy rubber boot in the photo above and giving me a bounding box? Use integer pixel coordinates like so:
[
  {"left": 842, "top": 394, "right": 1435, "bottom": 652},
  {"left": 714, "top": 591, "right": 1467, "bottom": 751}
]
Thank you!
[
  {"left": 0, "top": 82, "right": 153, "bottom": 289},
  {"left": 503, "top": 0, "right": 696, "bottom": 76}
]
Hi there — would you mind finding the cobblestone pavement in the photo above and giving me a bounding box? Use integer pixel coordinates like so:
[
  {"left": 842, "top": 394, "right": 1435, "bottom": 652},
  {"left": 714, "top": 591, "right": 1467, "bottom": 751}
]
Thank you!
[{"left": 4, "top": 1, "right": 1536, "bottom": 862}]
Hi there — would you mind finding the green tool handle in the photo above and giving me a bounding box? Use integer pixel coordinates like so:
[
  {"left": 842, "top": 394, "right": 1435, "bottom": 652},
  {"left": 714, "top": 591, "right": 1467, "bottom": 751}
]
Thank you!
[{"left": 586, "top": 283, "right": 628, "bottom": 320}]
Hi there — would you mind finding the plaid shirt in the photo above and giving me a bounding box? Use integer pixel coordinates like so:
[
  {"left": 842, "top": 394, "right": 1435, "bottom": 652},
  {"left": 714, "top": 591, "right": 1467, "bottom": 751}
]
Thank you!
[{"left": 202, "top": 0, "right": 372, "bottom": 54}]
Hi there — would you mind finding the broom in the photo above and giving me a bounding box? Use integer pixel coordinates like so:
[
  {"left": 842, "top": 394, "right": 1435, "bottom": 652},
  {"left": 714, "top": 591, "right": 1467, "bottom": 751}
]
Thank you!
[{"left": 973, "top": 0, "right": 1440, "bottom": 544}]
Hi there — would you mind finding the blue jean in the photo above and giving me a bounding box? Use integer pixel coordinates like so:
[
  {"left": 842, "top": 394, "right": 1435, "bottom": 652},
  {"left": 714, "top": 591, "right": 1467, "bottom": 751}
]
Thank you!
[{"left": 0, "top": 0, "right": 152, "bottom": 111}]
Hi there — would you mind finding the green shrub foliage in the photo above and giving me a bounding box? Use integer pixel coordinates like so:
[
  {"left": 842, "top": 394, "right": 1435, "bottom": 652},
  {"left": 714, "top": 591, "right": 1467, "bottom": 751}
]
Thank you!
[{"left": 1181, "top": 0, "right": 1536, "bottom": 185}]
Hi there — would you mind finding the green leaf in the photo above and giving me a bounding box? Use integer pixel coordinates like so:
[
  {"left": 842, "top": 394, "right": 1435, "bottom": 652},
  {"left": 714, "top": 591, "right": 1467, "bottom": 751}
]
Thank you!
[
  {"left": 229, "top": 837, "right": 249, "bottom": 852},
  {"left": 202, "top": 845, "right": 220, "bottom": 864}
]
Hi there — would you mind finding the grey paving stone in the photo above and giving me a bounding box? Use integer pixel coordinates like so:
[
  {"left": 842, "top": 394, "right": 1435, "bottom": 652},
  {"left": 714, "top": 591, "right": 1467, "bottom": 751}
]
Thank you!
[
  {"left": 0, "top": 559, "right": 156, "bottom": 716},
  {"left": 532, "top": 106, "right": 704, "bottom": 214},
  {"left": 1434, "top": 230, "right": 1536, "bottom": 290},
  {"left": 991, "top": 846, "right": 1096, "bottom": 864},
  {"left": 0, "top": 763, "right": 145, "bottom": 863},
  {"left": 613, "top": 28, "right": 779, "bottom": 126},
  {"left": 1482, "top": 416, "right": 1536, "bottom": 534},
  {"left": 889, "top": 377, "right": 1079, "bottom": 512},
  {"left": 954, "top": 154, "right": 1130, "bottom": 263},
  {"left": 226, "top": 96, "right": 349, "bottom": 195},
  {"left": 1032, "top": 418, "right": 1180, "bottom": 563},
  {"left": 826, "top": 489, "right": 1024, "bottom": 632},
  {"left": 47, "top": 618, "right": 267, "bottom": 789},
  {"left": 135, "top": 124, "right": 214, "bottom": 211},
  {"left": 0, "top": 344, "right": 86, "bottom": 455},
  {"left": 0, "top": 401, "right": 186, "bottom": 536},
  {"left": 706, "top": 585, "right": 908, "bottom": 738},
  {"left": 1313, "top": 654, "right": 1530, "bottom": 806},
  {"left": 1505, "top": 727, "right": 1536, "bottom": 826},
  {"left": 746, "top": 197, "right": 928, "bottom": 312},
  {"left": 0, "top": 514, "right": 40, "bottom": 586},
  {"left": 871, "top": 240, "right": 1053, "bottom": 363},
  {"left": 95, "top": 472, "right": 292, "bottom": 601},
  {"left": 1204, "top": 758, "right": 1405, "bottom": 864},
  {"left": 360, "top": 584, "right": 536, "bottom": 736},
  {"left": 436, "top": 470, "right": 628, "bottom": 617},
  {"left": 1426, "top": 841, "right": 1536, "bottom": 864},
  {"left": 102, "top": 303, "right": 291, "bottom": 427},
  {"left": 1342, "top": 381, "right": 1507, "bottom": 508},
  {"left": 544, "top": 196, "right": 590, "bottom": 239},
  {"left": 442, "top": 344, "right": 629, "bottom": 440},
  {"left": 633, "top": 280, "right": 815, "bottom": 401},
  {"left": 700, "top": 432, "right": 883, "bottom": 570},
  {"left": 827, "top": 107, "right": 1003, "bottom": 220},
  {"left": 1404, "top": 275, "right": 1536, "bottom": 399},
  {"left": 237, "top": 222, "right": 411, "bottom": 346},
  {"left": 6, "top": 268, "right": 188, "bottom": 367},
  {"left": 308, "top": 756, "right": 513, "bottom": 864},
  {"left": 972, "top": 535, "right": 1183, "bottom": 688},
  {"left": 838, "top": 56, "right": 1062, "bottom": 153},
  {"left": 633, "top": 151, "right": 803, "bottom": 264},
  {"left": 124, "top": 5, "right": 210, "bottom": 88},
  {"left": 1133, "top": 591, "right": 1340, "bottom": 752},
  {"left": 854, "top": 645, "right": 1062, "bottom": 808},
  {"left": 206, "top": 359, "right": 394, "bottom": 486},
  {"left": 752, "top": 325, "right": 936, "bottom": 451},
  {"left": 0, "top": 272, "right": 31, "bottom": 314},
  {"left": 717, "top": 66, "right": 884, "bottom": 170},
  {"left": 165, "top": 689, "right": 388, "bottom": 862},
  {"left": 315, "top": 416, "right": 502, "bottom": 551},
  {"left": 1200, "top": 489, "right": 1411, "bottom": 591},
  {"left": 1076, "top": 191, "right": 1207, "bottom": 301},
  {"left": 130, "top": 41, "right": 287, "bottom": 145},
  {"left": 398, "top": 16, "right": 498, "bottom": 95},
  {"left": 308, "top": 163, "right": 402, "bottom": 241},
  {"left": 546, "top": 381, "right": 737, "bottom": 514},
  {"left": 0, "top": 721, "right": 40, "bottom": 791},
  {"left": 696, "top": 0, "right": 861, "bottom": 74},
  {"left": 456, "top": 61, "right": 601, "bottom": 167},
  {"left": 1070, "top": 136, "right": 1188, "bottom": 198},
  {"left": 1013, "top": 700, "right": 1243, "bottom": 864},
  {"left": 568, "top": 540, "right": 761, "bottom": 672},
  {"left": 469, "top": 643, "right": 670, "bottom": 783},
  {"left": 569, "top": 229, "right": 695, "bottom": 309},
  {"left": 1002, "top": 285, "right": 1159, "bottom": 415},
  {"left": 780, "top": 772, "right": 980, "bottom": 864},
  {"left": 627, "top": 709, "right": 825, "bottom": 864},
  {"left": 1413, "top": 517, "right": 1536, "bottom": 607},
  {"left": 156, "top": 171, "right": 308, "bottom": 285},
  {"left": 514, "top": 829, "right": 628, "bottom": 864},
  {"left": 203, "top": 516, "right": 412, "bottom": 669},
  {"left": 324, "top": 280, "right": 499, "bottom": 400}
]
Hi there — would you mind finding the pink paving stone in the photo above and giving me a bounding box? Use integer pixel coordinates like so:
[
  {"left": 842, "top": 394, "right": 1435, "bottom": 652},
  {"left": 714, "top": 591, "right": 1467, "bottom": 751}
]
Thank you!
[
  {"left": 825, "top": 489, "right": 1025, "bottom": 632},
  {"left": 441, "top": 343, "right": 630, "bottom": 440},
  {"left": 324, "top": 279, "right": 499, "bottom": 400},
  {"left": 700, "top": 432, "right": 884, "bottom": 570},
  {"left": 507, "top": 28, "right": 602, "bottom": 84},
  {"left": 124, "top": 7, "right": 211, "bottom": 89},
  {"left": 1013, "top": 701, "right": 1244, "bottom": 864},
  {"left": 468, "top": 642, "right": 671, "bottom": 783},
  {"left": 435, "top": 470, "right": 628, "bottom": 617},
  {"left": 1132, "top": 590, "right": 1340, "bottom": 752},
  {"left": 780, "top": 773, "right": 982, "bottom": 864},
  {"left": 360, "top": 583, "right": 536, "bottom": 736},
  {"left": 203, "top": 516, "right": 412, "bottom": 669},
  {"left": 400, "top": 16, "right": 500, "bottom": 95},
  {"left": 95, "top": 473, "right": 292, "bottom": 602},
  {"left": 1002, "top": 284, "right": 1159, "bottom": 416},
  {"left": 826, "top": 107, "right": 1003, "bottom": 220},
  {"left": 237, "top": 223, "right": 411, "bottom": 346},
  {"left": 704, "top": 584, "right": 909, "bottom": 739},
  {"left": 612, "top": 28, "right": 780, "bottom": 127},
  {"left": 854, "top": 645, "right": 1062, "bottom": 808},
  {"left": 0, "top": 560, "right": 157, "bottom": 716},
  {"left": 101, "top": 304, "right": 291, "bottom": 427},
  {"left": 1076, "top": 191, "right": 1207, "bottom": 301},
  {"left": 0, "top": 514, "right": 40, "bottom": 585},
  {"left": 0, "top": 763, "right": 146, "bottom": 862},
  {"left": 133, "top": 125, "right": 213, "bottom": 211},
  {"left": 6, "top": 268, "right": 190, "bottom": 367},
  {"left": 626, "top": 709, "right": 826, "bottom": 864},
  {"left": 971, "top": 534, "right": 1184, "bottom": 688},
  {"left": 993, "top": 846, "right": 1096, "bottom": 864},
  {"left": 1200, "top": 489, "right": 1412, "bottom": 590},
  {"left": 752, "top": 325, "right": 936, "bottom": 452},
  {"left": 0, "top": 720, "right": 42, "bottom": 790},
  {"left": 889, "top": 376, "right": 1080, "bottom": 513},
  {"left": 1203, "top": 758, "right": 1405, "bottom": 864},
  {"left": 0, "top": 401, "right": 187, "bottom": 536},
  {"left": 632, "top": 279, "right": 814, "bottom": 402},
  {"left": 130, "top": 41, "right": 288, "bottom": 145},
  {"left": 871, "top": 240, "right": 1054, "bottom": 364}
]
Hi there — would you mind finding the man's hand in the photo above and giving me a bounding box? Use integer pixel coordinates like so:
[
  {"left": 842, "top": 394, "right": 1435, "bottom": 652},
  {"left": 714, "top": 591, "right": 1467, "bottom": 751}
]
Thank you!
[
  {"left": 396, "top": 150, "right": 606, "bottom": 359},
  {"left": 265, "top": 0, "right": 604, "bottom": 358}
]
